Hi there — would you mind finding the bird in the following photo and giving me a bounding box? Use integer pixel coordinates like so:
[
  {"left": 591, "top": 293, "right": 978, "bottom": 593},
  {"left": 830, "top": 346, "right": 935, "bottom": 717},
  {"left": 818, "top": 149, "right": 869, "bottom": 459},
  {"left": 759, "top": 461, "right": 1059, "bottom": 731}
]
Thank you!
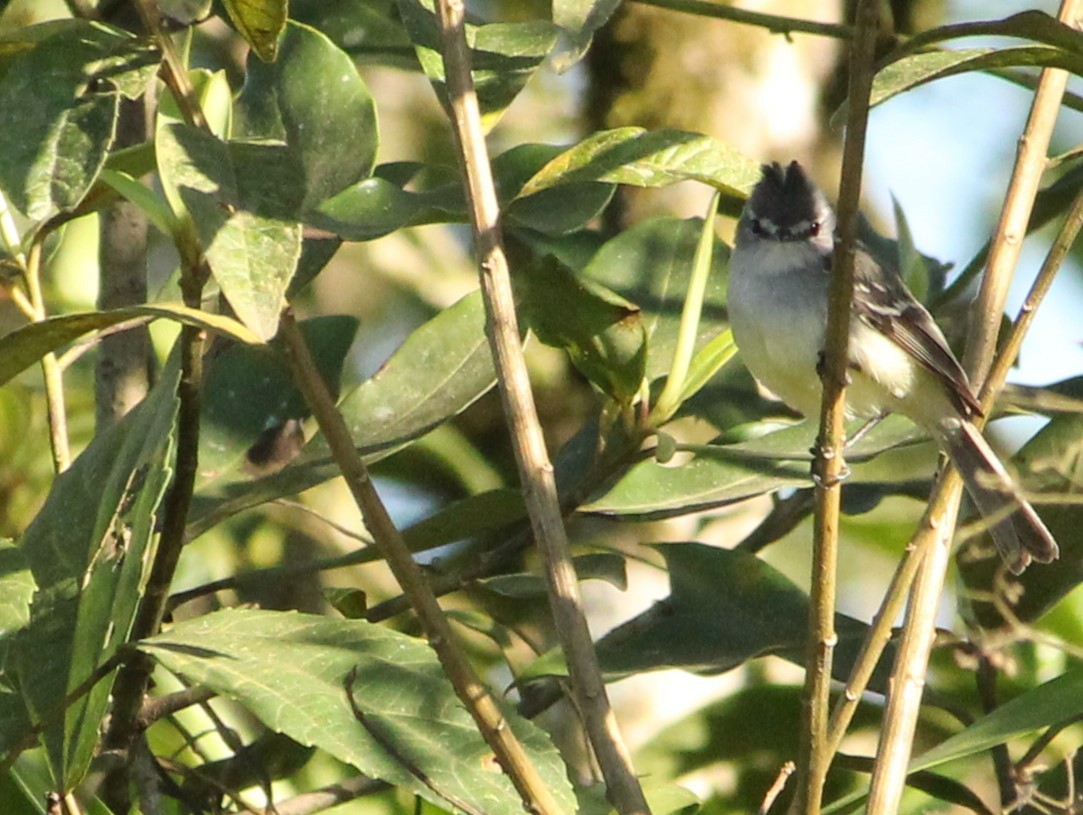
[{"left": 726, "top": 160, "right": 1058, "bottom": 573}]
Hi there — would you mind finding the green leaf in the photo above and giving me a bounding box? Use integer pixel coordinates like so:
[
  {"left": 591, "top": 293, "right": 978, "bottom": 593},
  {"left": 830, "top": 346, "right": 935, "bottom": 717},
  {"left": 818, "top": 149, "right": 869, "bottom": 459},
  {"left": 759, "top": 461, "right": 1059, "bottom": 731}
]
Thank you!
[
  {"left": 158, "top": 67, "right": 234, "bottom": 140},
  {"left": 400, "top": 489, "right": 525, "bottom": 553},
  {"left": 576, "top": 778, "right": 700, "bottom": 815},
  {"left": 291, "top": 0, "right": 417, "bottom": 68},
  {"left": 585, "top": 415, "right": 929, "bottom": 518},
  {"left": 334, "top": 291, "right": 496, "bottom": 453},
  {"left": 0, "top": 541, "right": 33, "bottom": 757},
  {"left": 0, "top": 540, "right": 33, "bottom": 646},
  {"left": 98, "top": 169, "right": 176, "bottom": 237},
  {"left": 551, "top": 0, "right": 623, "bottom": 72},
  {"left": 311, "top": 171, "right": 466, "bottom": 242},
  {"left": 396, "top": 0, "right": 559, "bottom": 129},
  {"left": 910, "top": 669, "right": 1083, "bottom": 773},
  {"left": 222, "top": 0, "right": 288, "bottom": 62},
  {"left": 138, "top": 609, "right": 577, "bottom": 815},
  {"left": 499, "top": 144, "right": 615, "bottom": 235},
  {"left": 869, "top": 47, "right": 1083, "bottom": 112},
  {"left": 517, "top": 255, "right": 646, "bottom": 403},
  {"left": 478, "top": 553, "right": 628, "bottom": 599},
  {"left": 187, "top": 292, "right": 497, "bottom": 538},
  {"left": 520, "top": 544, "right": 879, "bottom": 684},
  {"left": 891, "top": 196, "right": 928, "bottom": 302},
  {"left": 312, "top": 149, "right": 614, "bottom": 242},
  {"left": 0, "top": 20, "right": 159, "bottom": 225},
  {"left": 583, "top": 217, "right": 730, "bottom": 383},
  {"left": 12, "top": 359, "right": 181, "bottom": 789},
  {"left": 897, "top": 10, "right": 1083, "bottom": 58},
  {"left": 518, "top": 128, "right": 761, "bottom": 198},
  {"left": 156, "top": 123, "right": 303, "bottom": 340},
  {"left": 199, "top": 315, "right": 358, "bottom": 481},
  {"left": 679, "top": 328, "right": 737, "bottom": 404},
  {"left": 0, "top": 304, "right": 261, "bottom": 389},
  {"left": 237, "top": 21, "right": 378, "bottom": 212}
]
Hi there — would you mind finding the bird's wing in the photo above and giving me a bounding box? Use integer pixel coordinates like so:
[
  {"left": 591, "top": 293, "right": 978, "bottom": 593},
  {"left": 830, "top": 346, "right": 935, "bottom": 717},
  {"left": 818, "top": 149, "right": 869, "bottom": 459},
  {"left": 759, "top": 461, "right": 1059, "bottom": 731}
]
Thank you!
[{"left": 851, "top": 249, "right": 982, "bottom": 419}]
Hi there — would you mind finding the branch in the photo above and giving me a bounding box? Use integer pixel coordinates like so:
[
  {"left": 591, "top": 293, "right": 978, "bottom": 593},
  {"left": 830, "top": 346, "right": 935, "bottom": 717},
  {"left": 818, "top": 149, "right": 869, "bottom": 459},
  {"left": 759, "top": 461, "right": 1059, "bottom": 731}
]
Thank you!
[
  {"left": 429, "top": 2, "right": 649, "bottom": 812},
  {"left": 629, "top": 0, "right": 854, "bottom": 40},
  {"left": 136, "top": 687, "right": 216, "bottom": 729},
  {"left": 23, "top": 239, "right": 72, "bottom": 471},
  {"left": 96, "top": 97, "right": 153, "bottom": 432},
  {"left": 272, "top": 775, "right": 387, "bottom": 815},
  {"left": 865, "top": 1, "right": 1082, "bottom": 812},
  {"left": 278, "top": 311, "right": 567, "bottom": 815},
  {"left": 796, "top": 2, "right": 879, "bottom": 813},
  {"left": 981, "top": 181, "right": 1083, "bottom": 408}
]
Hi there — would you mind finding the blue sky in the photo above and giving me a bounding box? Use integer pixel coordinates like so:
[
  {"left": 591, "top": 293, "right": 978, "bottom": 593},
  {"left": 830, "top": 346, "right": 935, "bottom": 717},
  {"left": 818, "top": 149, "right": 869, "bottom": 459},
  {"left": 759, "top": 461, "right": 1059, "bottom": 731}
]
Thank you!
[{"left": 865, "top": 0, "right": 1083, "bottom": 388}]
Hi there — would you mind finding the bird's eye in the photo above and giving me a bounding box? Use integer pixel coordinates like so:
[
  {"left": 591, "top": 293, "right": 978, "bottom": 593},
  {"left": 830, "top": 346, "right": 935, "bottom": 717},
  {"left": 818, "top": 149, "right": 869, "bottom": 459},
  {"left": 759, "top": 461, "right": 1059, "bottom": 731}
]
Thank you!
[
  {"left": 808, "top": 221, "right": 821, "bottom": 237},
  {"left": 750, "top": 218, "right": 768, "bottom": 237}
]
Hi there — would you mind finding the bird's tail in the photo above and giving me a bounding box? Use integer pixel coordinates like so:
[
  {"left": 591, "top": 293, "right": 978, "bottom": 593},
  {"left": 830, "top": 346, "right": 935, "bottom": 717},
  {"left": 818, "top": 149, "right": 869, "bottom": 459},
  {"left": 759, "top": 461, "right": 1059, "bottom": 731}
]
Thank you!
[{"left": 937, "top": 421, "right": 1058, "bottom": 574}]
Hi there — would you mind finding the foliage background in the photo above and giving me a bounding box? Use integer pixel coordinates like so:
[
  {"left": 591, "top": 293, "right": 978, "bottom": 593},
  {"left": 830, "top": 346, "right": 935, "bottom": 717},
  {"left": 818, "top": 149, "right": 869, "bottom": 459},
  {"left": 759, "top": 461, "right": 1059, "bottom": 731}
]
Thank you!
[{"left": 0, "top": 0, "right": 1082, "bottom": 814}]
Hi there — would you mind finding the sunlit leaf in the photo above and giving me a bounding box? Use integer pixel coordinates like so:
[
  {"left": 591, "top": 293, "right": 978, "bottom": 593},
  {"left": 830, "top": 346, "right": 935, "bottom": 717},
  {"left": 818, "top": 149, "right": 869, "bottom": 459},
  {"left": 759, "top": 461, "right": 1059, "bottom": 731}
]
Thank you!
[
  {"left": 518, "top": 128, "right": 761, "bottom": 198},
  {"left": 396, "top": 0, "right": 558, "bottom": 129},
  {"left": 551, "top": 0, "right": 622, "bottom": 72},
  {"left": 869, "top": 47, "right": 1083, "bottom": 112},
  {"left": 139, "top": 609, "right": 577, "bottom": 815},
  {"left": 222, "top": 0, "right": 288, "bottom": 61},
  {"left": 0, "top": 304, "right": 261, "bottom": 388},
  {"left": 585, "top": 415, "right": 930, "bottom": 517},
  {"left": 0, "top": 20, "right": 158, "bottom": 226},
  {"left": 156, "top": 123, "right": 302, "bottom": 340},
  {"left": 911, "top": 669, "right": 1083, "bottom": 772},
  {"left": 237, "top": 21, "right": 378, "bottom": 212}
]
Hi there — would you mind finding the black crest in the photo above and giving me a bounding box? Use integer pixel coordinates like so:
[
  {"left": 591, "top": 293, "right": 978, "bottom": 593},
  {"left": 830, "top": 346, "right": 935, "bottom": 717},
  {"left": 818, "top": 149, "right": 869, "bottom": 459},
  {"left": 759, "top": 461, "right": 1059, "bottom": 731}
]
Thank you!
[{"left": 747, "top": 161, "right": 828, "bottom": 236}]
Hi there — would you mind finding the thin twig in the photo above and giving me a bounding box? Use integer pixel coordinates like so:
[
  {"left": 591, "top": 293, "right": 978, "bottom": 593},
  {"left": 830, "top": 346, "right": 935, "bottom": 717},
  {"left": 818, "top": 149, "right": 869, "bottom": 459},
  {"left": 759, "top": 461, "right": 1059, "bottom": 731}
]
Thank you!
[
  {"left": 963, "top": 0, "right": 1083, "bottom": 384},
  {"left": 865, "top": 2, "right": 1082, "bottom": 812},
  {"left": 976, "top": 656, "right": 1016, "bottom": 808},
  {"left": 23, "top": 239, "right": 72, "bottom": 471},
  {"left": 981, "top": 182, "right": 1083, "bottom": 407},
  {"left": 759, "top": 761, "right": 796, "bottom": 815},
  {"left": 279, "top": 310, "right": 567, "bottom": 815},
  {"left": 271, "top": 775, "right": 387, "bottom": 815},
  {"left": 735, "top": 489, "right": 815, "bottom": 554},
  {"left": 137, "top": 687, "right": 217, "bottom": 729},
  {"left": 796, "top": 3, "right": 879, "bottom": 814},
  {"left": 629, "top": 0, "right": 855, "bottom": 40},
  {"left": 1016, "top": 714, "right": 1083, "bottom": 773},
  {"left": 429, "top": 2, "right": 648, "bottom": 813},
  {"left": 825, "top": 540, "right": 925, "bottom": 759}
]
